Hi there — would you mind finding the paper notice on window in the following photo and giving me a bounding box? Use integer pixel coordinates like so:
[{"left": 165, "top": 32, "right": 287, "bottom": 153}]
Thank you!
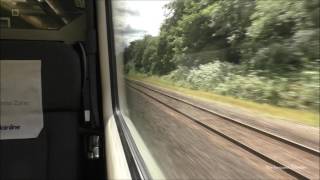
[{"left": 0, "top": 60, "right": 43, "bottom": 140}]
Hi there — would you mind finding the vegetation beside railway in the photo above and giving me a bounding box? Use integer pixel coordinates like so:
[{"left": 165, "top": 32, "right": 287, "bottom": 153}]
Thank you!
[
  {"left": 124, "top": 0, "right": 319, "bottom": 126},
  {"left": 127, "top": 74, "right": 319, "bottom": 127}
]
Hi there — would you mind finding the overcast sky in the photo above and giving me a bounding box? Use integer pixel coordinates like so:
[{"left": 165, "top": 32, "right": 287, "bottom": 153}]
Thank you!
[{"left": 113, "top": 0, "right": 170, "bottom": 45}]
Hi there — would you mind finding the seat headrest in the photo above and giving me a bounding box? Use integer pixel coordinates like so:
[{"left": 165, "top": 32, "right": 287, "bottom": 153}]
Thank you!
[
  {"left": 0, "top": 60, "right": 43, "bottom": 139},
  {"left": 0, "top": 41, "right": 82, "bottom": 111}
]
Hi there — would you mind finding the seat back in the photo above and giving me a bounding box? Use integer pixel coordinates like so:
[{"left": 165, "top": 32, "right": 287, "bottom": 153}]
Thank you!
[{"left": 0, "top": 41, "right": 82, "bottom": 180}]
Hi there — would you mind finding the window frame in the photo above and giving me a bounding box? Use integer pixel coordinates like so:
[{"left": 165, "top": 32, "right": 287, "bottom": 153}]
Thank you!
[{"left": 104, "top": 0, "right": 151, "bottom": 179}]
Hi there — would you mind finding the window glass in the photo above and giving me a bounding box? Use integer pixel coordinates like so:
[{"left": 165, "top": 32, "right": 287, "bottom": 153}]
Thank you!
[{"left": 111, "top": 0, "right": 320, "bottom": 179}]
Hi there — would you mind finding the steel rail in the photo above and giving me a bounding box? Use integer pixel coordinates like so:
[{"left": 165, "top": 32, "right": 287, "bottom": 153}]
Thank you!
[
  {"left": 127, "top": 83, "right": 309, "bottom": 179},
  {"left": 128, "top": 79, "right": 320, "bottom": 156}
]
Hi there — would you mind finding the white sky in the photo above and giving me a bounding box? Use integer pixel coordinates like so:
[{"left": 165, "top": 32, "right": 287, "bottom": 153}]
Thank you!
[{"left": 113, "top": 0, "right": 170, "bottom": 44}]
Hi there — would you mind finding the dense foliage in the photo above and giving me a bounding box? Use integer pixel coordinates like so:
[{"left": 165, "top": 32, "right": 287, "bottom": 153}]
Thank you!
[{"left": 124, "top": 0, "right": 320, "bottom": 111}]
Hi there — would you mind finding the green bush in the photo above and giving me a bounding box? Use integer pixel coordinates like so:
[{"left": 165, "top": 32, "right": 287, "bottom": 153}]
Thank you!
[
  {"left": 163, "top": 61, "right": 319, "bottom": 111},
  {"left": 124, "top": 0, "right": 320, "bottom": 112}
]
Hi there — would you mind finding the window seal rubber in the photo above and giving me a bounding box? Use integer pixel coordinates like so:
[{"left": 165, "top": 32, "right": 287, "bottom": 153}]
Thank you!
[{"left": 104, "top": 0, "right": 152, "bottom": 179}]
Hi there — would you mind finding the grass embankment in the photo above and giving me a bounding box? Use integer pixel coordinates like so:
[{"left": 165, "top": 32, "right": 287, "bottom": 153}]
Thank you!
[{"left": 127, "top": 74, "right": 319, "bottom": 127}]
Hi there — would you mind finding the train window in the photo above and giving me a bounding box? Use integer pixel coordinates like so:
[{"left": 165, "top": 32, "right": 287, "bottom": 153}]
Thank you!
[{"left": 108, "top": 0, "right": 320, "bottom": 179}]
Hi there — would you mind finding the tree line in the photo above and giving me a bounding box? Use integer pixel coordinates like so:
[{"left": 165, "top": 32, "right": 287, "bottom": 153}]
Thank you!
[
  {"left": 124, "top": 0, "right": 319, "bottom": 110},
  {"left": 124, "top": 0, "right": 319, "bottom": 75}
]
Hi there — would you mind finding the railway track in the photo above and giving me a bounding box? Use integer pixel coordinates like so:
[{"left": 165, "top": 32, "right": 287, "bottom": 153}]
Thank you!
[{"left": 127, "top": 80, "right": 320, "bottom": 180}]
